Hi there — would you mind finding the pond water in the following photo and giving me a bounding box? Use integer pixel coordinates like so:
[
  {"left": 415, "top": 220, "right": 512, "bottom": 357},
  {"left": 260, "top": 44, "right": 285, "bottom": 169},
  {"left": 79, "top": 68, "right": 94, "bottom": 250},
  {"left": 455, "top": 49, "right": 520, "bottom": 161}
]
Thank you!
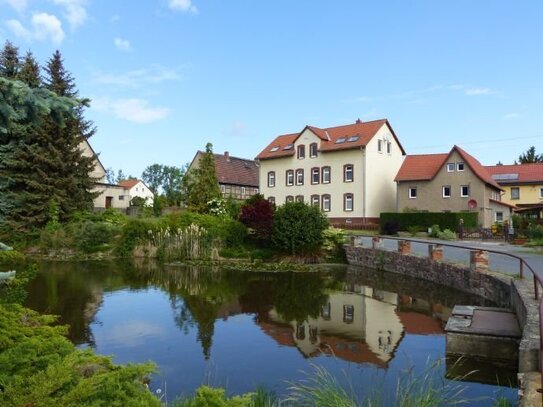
[{"left": 24, "top": 261, "right": 517, "bottom": 405}]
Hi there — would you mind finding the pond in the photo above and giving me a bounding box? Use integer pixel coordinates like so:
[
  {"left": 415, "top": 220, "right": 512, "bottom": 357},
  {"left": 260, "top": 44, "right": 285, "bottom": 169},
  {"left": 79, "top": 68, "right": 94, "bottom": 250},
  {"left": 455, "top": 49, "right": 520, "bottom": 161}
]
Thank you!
[{"left": 24, "top": 260, "right": 517, "bottom": 405}]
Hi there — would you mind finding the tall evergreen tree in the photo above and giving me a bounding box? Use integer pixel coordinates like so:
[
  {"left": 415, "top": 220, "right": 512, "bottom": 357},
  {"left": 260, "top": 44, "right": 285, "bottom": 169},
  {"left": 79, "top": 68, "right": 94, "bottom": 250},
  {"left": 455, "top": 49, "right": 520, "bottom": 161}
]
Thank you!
[
  {"left": 17, "top": 51, "right": 41, "bottom": 87},
  {"left": 186, "top": 143, "right": 222, "bottom": 213},
  {"left": 517, "top": 146, "right": 543, "bottom": 164},
  {"left": 0, "top": 41, "right": 20, "bottom": 79},
  {"left": 43, "top": 50, "right": 97, "bottom": 220}
]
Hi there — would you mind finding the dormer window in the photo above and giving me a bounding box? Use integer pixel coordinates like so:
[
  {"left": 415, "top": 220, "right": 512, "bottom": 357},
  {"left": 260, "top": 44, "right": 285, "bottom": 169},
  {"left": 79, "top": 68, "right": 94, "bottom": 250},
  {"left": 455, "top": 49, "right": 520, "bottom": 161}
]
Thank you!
[
  {"left": 309, "top": 143, "right": 318, "bottom": 158},
  {"left": 297, "top": 145, "right": 305, "bottom": 159}
]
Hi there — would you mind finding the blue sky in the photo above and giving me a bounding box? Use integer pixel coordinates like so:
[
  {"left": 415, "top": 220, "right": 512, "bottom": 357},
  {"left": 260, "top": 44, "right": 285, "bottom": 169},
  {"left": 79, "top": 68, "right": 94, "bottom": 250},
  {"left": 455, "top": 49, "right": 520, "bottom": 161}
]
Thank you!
[{"left": 1, "top": 0, "right": 542, "bottom": 177}]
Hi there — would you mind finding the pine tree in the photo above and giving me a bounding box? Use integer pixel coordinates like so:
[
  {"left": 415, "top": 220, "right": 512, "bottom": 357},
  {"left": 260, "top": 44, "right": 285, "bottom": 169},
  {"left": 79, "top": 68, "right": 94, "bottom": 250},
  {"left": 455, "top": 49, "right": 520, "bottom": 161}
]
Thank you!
[
  {"left": 17, "top": 51, "right": 41, "bottom": 88},
  {"left": 517, "top": 146, "right": 543, "bottom": 164},
  {"left": 186, "top": 143, "right": 222, "bottom": 213},
  {"left": 43, "top": 50, "right": 97, "bottom": 220},
  {"left": 0, "top": 41, "right": 20, "bottom": 79}
]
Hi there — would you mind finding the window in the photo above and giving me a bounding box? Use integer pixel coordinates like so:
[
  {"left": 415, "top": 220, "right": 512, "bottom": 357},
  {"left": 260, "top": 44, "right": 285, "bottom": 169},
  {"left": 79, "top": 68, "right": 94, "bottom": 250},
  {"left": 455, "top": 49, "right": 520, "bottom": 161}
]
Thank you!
[
  {"left": 495, "top": 211, "right": 504, "bottom": 223},
  {"left": 267, "top": 171, "right": 275, "bottom": 187},
  {"left": 297, "top": 145, "right": 305, "bottom": 159},
  {"left": 119, "top": 195, "right": 125, "bottom": 201},
  {"left": 295, "top": 195, "right": 304, "bottom": 202},
  {"left": 286, "top": 170, "right": 294, "bottom": 186},
  {"left": 268, "top": 196, "right": 275, "bottom": 204},
  {"left": 311, "top": 194, "right": 320, "bottom": 207},
  {"left": 321, "top": 303, "right": 331, "bottom": 320},
  {"left": 409, "top": 187, "right": 417, "bottom": 199},
  {"left": 335, "top": 137, "right": 346, "bottom": 144},
  {"left": 460, "top": 185, "right": 469, "bottom": 197},
  {"left": 344, "top": 164, "right": 354, "bottom": 182},
  {"left": 241, "top": 186, "right": 246, "bottom": 195},
  {"left": 387, "top": 141, "right": 391, "bottom": 154},
  {"left": 322, "top": 166, "right": 331, "bottom": 184},
  {"left": 457, "top": 162, "right": 465, "bottom": 171},
  {"left": 377, "top": 139, "right": 382, "bottom": 152},
  {"left": 511, "top": 187, "right": 520, "bottom": 200},
  {"left": 442, "top": 185, "right": 451, "bottom": 198},
  {"left": 344, "top": 193, "right": 353, "bottom": 211},
  {"left": 322, "top": 194, "right": 331, "bottom": 212},
  {"left": 283, "top": 144, "right": 293, "bottom": 150},
  {"left": 309, "top": 143, "right": 318, "bottom": 158},
  {"left": 347, "top": 135, "right": 359, "bottom": 142},
  {"left": 343, "top": 305, "right": 354, "bottom": 324},
  {"left": 311, "top": 168, "right": 320, "bottom": 184},
  {"left": 540, "top": 187, "right": 543, "bottom": 198},
  {"left": 270, "top": 146, "right": 279, "bottom": 152},
  {"left": 286, "top": 195, "right": 294, "bottom": 203},
  {"left": 296, "top": 169, "right": 304, "bottom": 185},
  {"left": 447, "top": 163, "right": 455, "bottom": 172},
  {"left": 221, "top": 185, "right": 226, "bottom": 193}
]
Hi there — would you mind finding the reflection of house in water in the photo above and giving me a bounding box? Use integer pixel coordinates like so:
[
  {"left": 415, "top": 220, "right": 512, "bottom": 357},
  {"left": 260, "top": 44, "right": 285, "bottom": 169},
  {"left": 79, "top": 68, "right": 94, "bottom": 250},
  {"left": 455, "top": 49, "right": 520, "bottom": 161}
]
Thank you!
[
  {"left": 262, "top": 285, "right": 405, "bottom": 367},
  {"left": 397, "top": 295, "right": 449, "bottom": 335}
]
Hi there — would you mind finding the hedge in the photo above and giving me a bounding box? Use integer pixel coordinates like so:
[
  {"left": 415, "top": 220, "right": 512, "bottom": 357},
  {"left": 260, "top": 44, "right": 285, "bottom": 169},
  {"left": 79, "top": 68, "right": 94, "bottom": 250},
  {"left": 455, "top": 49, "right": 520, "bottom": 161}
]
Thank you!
[{"left": 380, "top": 212, "right": 478, "bottom": 233}]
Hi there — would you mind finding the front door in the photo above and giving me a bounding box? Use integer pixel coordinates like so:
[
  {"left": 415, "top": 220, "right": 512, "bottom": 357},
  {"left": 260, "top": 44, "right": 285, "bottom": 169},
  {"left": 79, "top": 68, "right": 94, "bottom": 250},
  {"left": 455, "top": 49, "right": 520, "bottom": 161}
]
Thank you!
[{"left": 105, "top": 196, "right": 113, "bottom": 209}]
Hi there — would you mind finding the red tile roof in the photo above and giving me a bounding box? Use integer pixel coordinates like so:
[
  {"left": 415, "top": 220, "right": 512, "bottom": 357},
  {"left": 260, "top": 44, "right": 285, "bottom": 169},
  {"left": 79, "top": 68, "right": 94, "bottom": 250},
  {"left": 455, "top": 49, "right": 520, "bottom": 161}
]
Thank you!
[
  {"left": 485, "top": 163, "right": 543, "bottom": 184},
  {"left": 395, "top": 145, "right": 502, "bottom": 190},
  {"left": 118, "top": 179, "right": 141, "bottom": 189},
  {"left": 212, "top": 152, "right": 259, "bottom": 187},
  {"left": 256, "top": 119, "right": 405, "bottom": 160},
  {"left": 397, "top": 312, "right": 444, "bottom": 335}
]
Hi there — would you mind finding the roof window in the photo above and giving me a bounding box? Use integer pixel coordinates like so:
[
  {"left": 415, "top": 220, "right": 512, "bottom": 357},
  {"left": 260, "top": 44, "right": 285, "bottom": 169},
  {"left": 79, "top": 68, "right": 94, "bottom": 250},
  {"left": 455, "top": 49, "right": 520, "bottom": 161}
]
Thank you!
[
  {"left": 335, "top": 137, "right": 346, "bottom": 144},
  {"left": 270, "top": 146, "right": 279, "bottom": 152},
  {"left": 347, "top": 135, "right": 359, "bottom": 142},
  {"left": 283, "top": 144, "right": 293, "bottom": 150}
]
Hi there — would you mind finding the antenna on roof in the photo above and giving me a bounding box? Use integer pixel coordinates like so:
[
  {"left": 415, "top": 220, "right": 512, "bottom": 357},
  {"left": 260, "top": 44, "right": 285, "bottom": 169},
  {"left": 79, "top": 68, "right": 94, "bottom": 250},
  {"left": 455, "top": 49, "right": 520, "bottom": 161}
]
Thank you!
[{"left": 356, "top": 118, "right": 362, "bottom": 124}]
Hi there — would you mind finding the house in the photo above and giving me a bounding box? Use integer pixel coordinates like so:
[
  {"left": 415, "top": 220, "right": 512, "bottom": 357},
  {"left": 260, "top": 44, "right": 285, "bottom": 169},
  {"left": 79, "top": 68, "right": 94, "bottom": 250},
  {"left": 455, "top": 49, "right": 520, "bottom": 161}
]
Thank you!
[
  {"left": 118, "top": 179, "right": 154, "bottom": 206},
  {"left": 256, "top": 118, "right": 406, "bottom": 226},
  {"left": 188, "top": 150, "right": 259, "bottom": 200},
  {"left": 485, "top": 163, "right": 543, "bottom": 220},
  {"left": 395, "top": 145, "right": 514, "bottom": 227},
  {"left": 79, "top": 139, "right": 129, "bottom": 210}
]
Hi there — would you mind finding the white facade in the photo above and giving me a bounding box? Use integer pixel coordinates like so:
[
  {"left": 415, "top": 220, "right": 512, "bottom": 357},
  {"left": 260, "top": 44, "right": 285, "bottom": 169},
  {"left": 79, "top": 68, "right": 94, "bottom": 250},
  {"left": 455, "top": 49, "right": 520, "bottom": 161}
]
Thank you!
[
  {"left": 258, "top": 122, "right": 404, "bottom": 225},
  {"left": 125, "top": 181, "right": 154, "bottom": 205}
]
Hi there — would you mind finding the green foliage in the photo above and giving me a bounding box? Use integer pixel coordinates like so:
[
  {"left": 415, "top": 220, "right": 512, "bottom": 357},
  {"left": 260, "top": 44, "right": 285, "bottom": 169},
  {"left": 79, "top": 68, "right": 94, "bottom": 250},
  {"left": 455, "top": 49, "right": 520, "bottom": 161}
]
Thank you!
[
  {"left": 225, "top": 196, "right": 243, "bottom": 219},
  {"left": 380, "top": 212, "right": 477, "bottom": 232},
  {"left": 186, "top": 143, "right": 222, "bottom": 213},
  {"left": 429, "top": 224, "right": 441, "bottom": 238},
  {"left": 322, "top": 228, "right": 346, "bottom": 262},
  {"left": 207, "top": 197, "right": 228, "bottom": 217},
  {"left": 406, "top": 225, "right": 423, "bottom": 236},
  {"left": 69, "top": 221, "right": 120, "bottom": 253},
  {"left": 0, "top": 249, "right": 25, "bottom": 266},
  {"left": 517, "top": 146, "right": 543, "bottom": 164},
  {"left": 130, "top": 196, "right": 147, "bottom": 207},
  {"left": 173, "top": 385, "right": 254, "bottom": 407},
  {"left": 0, "top": 264, "right": 35, "bottom": 305},
  {"left": 115, "top": 218, "right": 159, "bottom": 257},
  {"left": 437, "top": 228, "right": 456, "bottom": 240},
  {"left": 272, "top": 202, "right": 328, "bottom": 255},
  {"left": 527, "top": 224, "right": 543, "bottom": 240}
]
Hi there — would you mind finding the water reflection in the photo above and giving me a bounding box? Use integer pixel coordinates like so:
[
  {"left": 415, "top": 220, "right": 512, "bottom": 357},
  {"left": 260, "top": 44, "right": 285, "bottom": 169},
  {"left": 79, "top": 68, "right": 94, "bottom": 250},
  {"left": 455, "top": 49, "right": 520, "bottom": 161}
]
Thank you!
[{"left": 24, "top": 260, "right": 514, "bottom": 403}]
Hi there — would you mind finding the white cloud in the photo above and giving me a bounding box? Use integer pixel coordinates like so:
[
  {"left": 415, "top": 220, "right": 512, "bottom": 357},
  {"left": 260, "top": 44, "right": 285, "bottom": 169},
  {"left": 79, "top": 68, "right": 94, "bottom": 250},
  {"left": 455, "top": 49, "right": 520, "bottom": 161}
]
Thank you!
[
  {"left": 2, "top": 0, "right": 27, "bottom": 12},
  {"left": 503, "top": 112, "right": 520, "bottom": 120},
  {"left": 465, "top": 87, "right": 494, "bottom": 96},
  {"left": 168, "top": 0, "right": 198, "bottom": 14},
  {"left": 52, "top": 0, "right": 87, "bottom": 30},
  {"left": 32, "top": 12, "right": 65, "bottom": 44},
  {"left": 93, "top": 66, "right": 182, "bottom": 88},
  {"left": 114, "top": 37, "right": 132, "bottom": 52},
  {"left": 5, "top": 19, "right": 31, "bottom": 40},
  {"left": 92, "top": 97, "right": 170, "bottom": 123}
]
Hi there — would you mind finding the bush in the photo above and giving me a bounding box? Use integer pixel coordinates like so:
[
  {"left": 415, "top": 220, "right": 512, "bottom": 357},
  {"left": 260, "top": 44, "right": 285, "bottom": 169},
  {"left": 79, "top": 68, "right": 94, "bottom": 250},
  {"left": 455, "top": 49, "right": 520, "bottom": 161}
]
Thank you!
[
  {"left": 115, "top": 219, "right": 160, "bottom": 257},
  {"left": 239, "top": 194, "right": 274, "bottom": 244},
  {"left": 429, "top": 224, "right": 441, "bottom": 238},
  {"left": 407, "top": 225, "right": 423, "bottom": 236},
  {"left": 272, "top": 202, "right": 328, "bottom": 255},
  {"left": 173, "top": 386, "right": 254, "bottom": 407},
  {"left": 40, "top": 227, "right": 73, "bottom": 250},
  {"left": 70, "top": 221, "right": 120, "bottom": 253},
  {"left": 437, "top": 229, "right": 456, "bottom": 240},
  {"left": 527, "top": 224, "right": 543, "bottom": 240},
  {"left": 380, "top": 212, "right": 477, "bottom": 232},
  {"left": 322, "top": 228, "right": 346, "bottom": 262},
  {"left": 382, "top": 220, "right": 400, "bottom": 235}
]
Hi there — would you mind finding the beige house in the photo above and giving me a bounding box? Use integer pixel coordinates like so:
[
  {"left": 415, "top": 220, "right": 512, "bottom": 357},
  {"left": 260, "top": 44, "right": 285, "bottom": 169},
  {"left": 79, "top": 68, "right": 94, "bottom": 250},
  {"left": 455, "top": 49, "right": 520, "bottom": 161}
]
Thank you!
[
  {"left": 118, "top": 179, "right": 154, "bottom": 206},
  {"left": 256, "top": 119, "right": 406, "bottom": 226},
  {"left": 79, "top": 139, "right": 129, "bottom": 210},
  {"left": 395, "top": 145, "right": 514, "bottom": 227}
]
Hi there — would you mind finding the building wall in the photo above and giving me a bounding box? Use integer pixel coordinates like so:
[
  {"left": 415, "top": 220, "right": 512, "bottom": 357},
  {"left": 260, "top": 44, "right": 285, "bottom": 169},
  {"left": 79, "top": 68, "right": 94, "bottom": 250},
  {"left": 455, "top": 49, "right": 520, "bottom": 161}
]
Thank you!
[
  {"left": 499, "top": 183, "right": 543, "bottom": 206},
  {"left": 259, "top": 123, "right": 404, "bottom": 223},
  {"left": 92, "top": 184, "right": 130, "bottom": 209},
  {"left": 220, "top": 184, "right": 259, "bottom": 200},
  {"left": 79, "top": 139, "right": 106, "bottom": 182},
  {"left": 129, "top": 181, "right": 154, "bottom": 205}
]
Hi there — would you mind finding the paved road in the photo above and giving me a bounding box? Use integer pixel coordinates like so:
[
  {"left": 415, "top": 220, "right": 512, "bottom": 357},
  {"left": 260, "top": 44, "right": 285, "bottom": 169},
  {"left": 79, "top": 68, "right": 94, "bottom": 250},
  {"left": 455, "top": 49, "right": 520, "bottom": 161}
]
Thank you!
[{"left": 354, "top": 235, "right": 543, "bottom": 279}]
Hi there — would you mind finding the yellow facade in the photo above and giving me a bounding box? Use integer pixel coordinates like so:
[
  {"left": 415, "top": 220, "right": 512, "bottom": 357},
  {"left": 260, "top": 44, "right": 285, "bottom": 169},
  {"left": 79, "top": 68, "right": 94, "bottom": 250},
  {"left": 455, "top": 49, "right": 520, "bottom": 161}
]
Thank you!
[{"left": 499, "top": 183, "right": 543, "bottom": 206}]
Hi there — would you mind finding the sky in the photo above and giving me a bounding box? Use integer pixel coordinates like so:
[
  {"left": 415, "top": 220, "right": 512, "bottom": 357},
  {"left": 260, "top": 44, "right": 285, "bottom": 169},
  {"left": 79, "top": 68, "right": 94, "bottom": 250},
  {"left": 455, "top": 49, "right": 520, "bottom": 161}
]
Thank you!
[{"left": 1, "top": 0, "right": 542, "bottom": 177}]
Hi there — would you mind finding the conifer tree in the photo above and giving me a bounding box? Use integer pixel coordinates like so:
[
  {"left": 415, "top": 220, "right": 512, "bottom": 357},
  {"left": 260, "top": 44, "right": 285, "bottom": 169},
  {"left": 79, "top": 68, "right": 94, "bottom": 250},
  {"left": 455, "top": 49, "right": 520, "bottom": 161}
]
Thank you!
[
  {"left": 17, "top": 51, "right": 41, "bottom": 87},
  {"left": 186, "top": 143, "right": 222, "bottom": 213},
  {"left": 0, "top": 41, "right": 20, "bottom": 79}
]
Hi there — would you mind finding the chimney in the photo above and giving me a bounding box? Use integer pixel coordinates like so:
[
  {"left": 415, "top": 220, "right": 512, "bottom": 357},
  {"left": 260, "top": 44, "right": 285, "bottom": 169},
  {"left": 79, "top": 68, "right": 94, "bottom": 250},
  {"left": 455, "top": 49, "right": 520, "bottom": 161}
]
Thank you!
[
  {"left": 224, "top": 151, "right": 230, "bottom": 161},
  {"left": 356, "top": 118, "right": 362, "bottom": 124}
]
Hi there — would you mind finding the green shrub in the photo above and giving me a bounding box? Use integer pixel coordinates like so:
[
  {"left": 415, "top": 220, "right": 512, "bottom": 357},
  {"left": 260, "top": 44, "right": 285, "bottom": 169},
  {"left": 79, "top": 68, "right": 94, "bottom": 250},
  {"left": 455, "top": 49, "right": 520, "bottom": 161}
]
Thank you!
[
  {"left": 429, "top": 224, "right": 441, "bottom": 238},
  {"left": 99, "top": 209, "right": 127, "bottom": 225},
  {"left": 40, "top": 226, "right": 73, "bottom": 250},
  {"left": 70, "top": 221, "right": 120, "bottom": 253},
  {"left": 380, "top": 212, "right": 477, "bottom": 232},
  {"left": 172, "top": 386, "right": 254, "bottom": 407},
  {"left": 272, "top": 202, "right": 328, "bottom": 255},
  {"left": 115, "top": 218, "right": 160, "bottom": 257},
  {"left": 527, "top": 224, "right": 543, "bottom": 240},
  {"left": 382, "top": 220, "right": 400, "bottom": 235},
  {"left": 323, "top": 228, "right": 346, "bottom": 262},
  {"left": 0, "top": 250, "right": 25, "bottom": 266},
  {"left": 437, "top": 229, "right": 456, "bottom": 240},
  {"left": 407, "top": 225, "right": 423, "bottom": 236},
  {"left": 219, "top": 247, "right": 250, "bottom": 259}
]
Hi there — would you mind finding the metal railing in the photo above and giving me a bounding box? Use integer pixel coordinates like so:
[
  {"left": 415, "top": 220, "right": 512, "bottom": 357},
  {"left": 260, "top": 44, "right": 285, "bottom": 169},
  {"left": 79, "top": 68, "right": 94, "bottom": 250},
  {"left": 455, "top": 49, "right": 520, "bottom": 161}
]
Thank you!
[{"left": 346, "top": 234, "right": 543, "bottom": 396}]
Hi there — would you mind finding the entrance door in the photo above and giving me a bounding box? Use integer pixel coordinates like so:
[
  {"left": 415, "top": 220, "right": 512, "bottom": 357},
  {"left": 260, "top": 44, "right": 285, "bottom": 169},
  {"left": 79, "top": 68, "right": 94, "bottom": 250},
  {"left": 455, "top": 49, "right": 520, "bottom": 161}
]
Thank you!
[{"left": 105, "top": 196, "right": 113, "bottom": 209}]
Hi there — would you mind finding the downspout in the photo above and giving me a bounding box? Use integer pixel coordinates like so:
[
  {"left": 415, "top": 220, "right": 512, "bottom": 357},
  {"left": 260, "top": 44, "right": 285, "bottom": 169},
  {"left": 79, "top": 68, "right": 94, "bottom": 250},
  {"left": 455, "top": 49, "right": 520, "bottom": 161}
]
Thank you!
[{"left": 362, "top": 146, "right": 366, "bottom": 221}]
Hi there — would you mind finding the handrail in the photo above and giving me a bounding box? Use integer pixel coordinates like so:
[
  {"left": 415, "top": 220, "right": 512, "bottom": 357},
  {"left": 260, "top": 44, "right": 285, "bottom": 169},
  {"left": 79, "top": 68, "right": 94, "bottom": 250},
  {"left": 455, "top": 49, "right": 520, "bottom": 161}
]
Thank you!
[{"left": 346, "top": 234, "right": 543, "bottom": 397}]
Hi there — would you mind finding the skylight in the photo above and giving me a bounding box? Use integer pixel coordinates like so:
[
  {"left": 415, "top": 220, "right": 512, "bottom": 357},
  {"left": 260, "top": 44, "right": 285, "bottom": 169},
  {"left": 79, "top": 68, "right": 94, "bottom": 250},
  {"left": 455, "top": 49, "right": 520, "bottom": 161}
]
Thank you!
[
  {"left": 347, "top": 135, "right": 359, "bottom": 142},
  {"left": 335, "top": 137, "right": 346, "bottom": 144},
  {"left": 283, "top": 144, "right": 293, "bottom": 150},
  {"left": 270, "top": 146, "right": 279, "bottom": 152}
]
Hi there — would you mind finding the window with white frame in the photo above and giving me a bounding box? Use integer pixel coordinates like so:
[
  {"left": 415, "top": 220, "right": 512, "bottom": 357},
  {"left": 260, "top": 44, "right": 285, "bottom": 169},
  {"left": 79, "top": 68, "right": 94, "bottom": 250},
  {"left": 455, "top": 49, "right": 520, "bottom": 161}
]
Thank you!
[
  {"left": 268, "top": 196, "right": 275, "bottom": 204},
  {"left": 286, "top": 195, "right": 294, "bottom": 203},
  {"left": 297, "top": 145, "right": 305, "bottom": 159},
  {"left": 296, "top": 169, "right": 304, "bottom": 185},
  {"left": 343, "top": 305, "right": 354, "bottom": 323},
  {"left": 309, "top": 143, "right": 318, "bottom": 158},
  {"left": 442, "top": 185, "right": 451, "bottom": 198},
  {"left": 457, "top": 162, "right": 465, "bottom": 171},
  {"left": 495, "top": 211, "right": 504, "bottom": 223},
  {"left": 241, "top": 186, "right": 246, "bottom": 195},
  {"left": 409, "top": 187, "right": 417, "bottom": 199},
  {"left": 322, "top": 194, "right": 331, "bottom": 212},
  {"left": 377, "top": 139, "right": 383, "bottom": 152},
  {"left": 311, "top": 194, "right": 319, "bottom": 207},
  {"left": 460, "top": 185, "right": 469, "bottom": 197},
  {"left": 511, "top": 187, "right": 520, "bottom": 200},
  {"left": 286, "top": 170, "right": 294, "bottom": 186},
  {"left": 267, "top": 171, "right": 275, "bottom": 187},
  {"left": 447, "top": 163, "right": 455, "bottom": 172},
  {"left": 311, "top": 168, "right": 320, "bottom": 184},
  {"left": 344, "top": 164, "right": 354, "bottom": 182},
  {"left": 221, "top": 185, "right": 226, "bottom": 193},
  {"left": 322, "top": 166, "right": 331, "bottom": 184},
  {"left": 344, "top": 193, "right": 353, "bottom": 211}
]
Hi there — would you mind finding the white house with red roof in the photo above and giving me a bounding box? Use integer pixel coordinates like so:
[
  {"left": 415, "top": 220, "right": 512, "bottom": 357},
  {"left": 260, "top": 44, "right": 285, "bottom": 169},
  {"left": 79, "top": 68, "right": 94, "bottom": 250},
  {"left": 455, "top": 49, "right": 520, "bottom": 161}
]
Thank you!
[
  {"left": 256, "top": 119, "right": 406, "bottom": 227},
  {"left": 395, "top": 145, "right": 515, "bottom": 227},
  {"left": 118, "top": 179, "right": 154, "bottom": 206}
]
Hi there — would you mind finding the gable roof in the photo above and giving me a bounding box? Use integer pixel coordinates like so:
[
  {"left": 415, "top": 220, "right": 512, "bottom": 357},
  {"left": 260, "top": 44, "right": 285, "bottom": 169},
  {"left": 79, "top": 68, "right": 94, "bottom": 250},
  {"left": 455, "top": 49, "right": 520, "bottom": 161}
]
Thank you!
[
  {"left": 485, "top": 163, "right": 543, "bottom": 184},
  {"left": 118, "top": 179, "right": 141, "bottom": 189},
  {"left": 256, "top": 118, "right": 405, "bottom": 160},
  {"left": 395, "top": 145, "right": 502, "bottom": 190},
  {"left": 213, "top": 152, "right": 259, "bottom": 187}
]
